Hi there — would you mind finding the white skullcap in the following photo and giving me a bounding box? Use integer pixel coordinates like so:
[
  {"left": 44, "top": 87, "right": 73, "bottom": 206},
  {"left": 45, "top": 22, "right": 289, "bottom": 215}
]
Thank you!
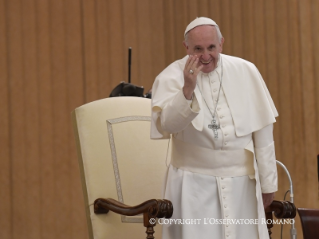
[{"left": 184, "top": 17, "right": 218, "bottom": 37}]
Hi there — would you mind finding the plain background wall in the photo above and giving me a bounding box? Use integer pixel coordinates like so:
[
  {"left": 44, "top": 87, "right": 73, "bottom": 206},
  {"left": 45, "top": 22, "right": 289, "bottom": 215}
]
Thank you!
[{"left": 1, "top": 0, "right": 318, "bottom": 238}]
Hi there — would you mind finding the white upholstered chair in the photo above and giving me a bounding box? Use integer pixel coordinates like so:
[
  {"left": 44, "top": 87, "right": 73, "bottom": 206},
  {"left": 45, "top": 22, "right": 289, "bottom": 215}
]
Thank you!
[{"left": 72, "top": 97, "right": 171, "bottom": 239}]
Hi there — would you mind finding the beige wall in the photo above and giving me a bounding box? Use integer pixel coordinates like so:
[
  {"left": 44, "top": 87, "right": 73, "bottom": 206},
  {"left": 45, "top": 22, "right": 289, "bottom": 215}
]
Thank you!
[{"left": 1, "top": 0, "right": 318, "bottom": 238}]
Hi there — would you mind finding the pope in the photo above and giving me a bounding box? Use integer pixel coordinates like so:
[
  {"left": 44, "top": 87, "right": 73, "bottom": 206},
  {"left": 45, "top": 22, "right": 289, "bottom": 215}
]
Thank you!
[{"left": 151, "top": 17, "right": 278, "bottom": 239}]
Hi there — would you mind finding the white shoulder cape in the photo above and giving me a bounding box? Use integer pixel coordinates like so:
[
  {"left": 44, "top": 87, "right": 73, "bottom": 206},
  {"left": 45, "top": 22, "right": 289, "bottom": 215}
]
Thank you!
[{"left": 151, "top": 54, "right": 278, "bottom": 139}]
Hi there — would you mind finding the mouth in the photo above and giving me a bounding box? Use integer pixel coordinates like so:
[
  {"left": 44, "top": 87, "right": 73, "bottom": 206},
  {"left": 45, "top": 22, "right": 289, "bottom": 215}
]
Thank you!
[{"left": 200, "top": 59, "right": 213, "bottom": 65}]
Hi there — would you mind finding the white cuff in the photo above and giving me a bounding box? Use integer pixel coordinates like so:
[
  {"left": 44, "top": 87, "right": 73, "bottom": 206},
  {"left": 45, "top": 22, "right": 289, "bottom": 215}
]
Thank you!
[
  {"left": 255, "top": 141, "right": 278, "bottom": 193},
  {"left": 160, "top": 90, "right": 199, "bottom": 133}
]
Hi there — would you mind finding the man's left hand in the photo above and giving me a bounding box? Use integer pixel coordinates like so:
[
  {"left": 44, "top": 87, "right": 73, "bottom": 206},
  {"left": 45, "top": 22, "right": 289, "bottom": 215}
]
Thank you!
[{"left": 262, "top": 192, "right": 275, "bottom": 208}]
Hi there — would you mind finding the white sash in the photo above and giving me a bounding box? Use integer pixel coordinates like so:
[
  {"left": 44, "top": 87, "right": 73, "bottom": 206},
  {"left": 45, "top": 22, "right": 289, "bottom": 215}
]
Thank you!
[{"left": 170, "top": 138, "right": 255, "bottom": 177}]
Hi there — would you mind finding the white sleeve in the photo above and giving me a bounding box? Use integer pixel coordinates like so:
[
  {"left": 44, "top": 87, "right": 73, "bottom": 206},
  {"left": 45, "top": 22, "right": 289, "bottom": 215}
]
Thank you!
[
  {"left": 253, "top": 124, "right": 278, "bottom": 193},
  {"left": 159, "top": 90, "right": 200, "bottom": 133}
]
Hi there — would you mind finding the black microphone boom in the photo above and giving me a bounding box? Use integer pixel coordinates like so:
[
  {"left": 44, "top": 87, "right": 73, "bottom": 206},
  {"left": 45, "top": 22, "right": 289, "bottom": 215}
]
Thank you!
[
  {"left": 128, "top": 47, "right": 132, "bottom": 84},
  {"left": 109, "top": 47, "right": 145, "bottom": 97}
]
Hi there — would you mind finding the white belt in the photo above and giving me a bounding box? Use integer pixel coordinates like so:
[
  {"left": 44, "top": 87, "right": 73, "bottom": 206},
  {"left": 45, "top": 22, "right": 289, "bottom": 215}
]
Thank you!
[{"left": 170, "top": 138, "right": 255, "bottom": 177}]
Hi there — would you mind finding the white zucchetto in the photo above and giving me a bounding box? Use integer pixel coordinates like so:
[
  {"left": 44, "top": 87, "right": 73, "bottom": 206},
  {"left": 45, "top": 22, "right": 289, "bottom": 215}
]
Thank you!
[{"left": 184, "top": 17, "right": 218, "bottom": 36}]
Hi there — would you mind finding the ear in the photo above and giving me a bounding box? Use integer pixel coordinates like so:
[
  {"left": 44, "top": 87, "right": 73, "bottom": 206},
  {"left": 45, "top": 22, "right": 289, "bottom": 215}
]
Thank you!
[
  {"left": 219, "top": 37, "right": 225, "bottom": 52},
  {"left": 183, "top": 41, "right": 188, "bottom": 50}
]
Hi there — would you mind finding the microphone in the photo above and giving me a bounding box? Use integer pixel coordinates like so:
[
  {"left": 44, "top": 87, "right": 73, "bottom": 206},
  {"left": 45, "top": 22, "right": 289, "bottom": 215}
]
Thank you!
[{"left": 276, "top": 160, "right": 297, "bottom": 239}]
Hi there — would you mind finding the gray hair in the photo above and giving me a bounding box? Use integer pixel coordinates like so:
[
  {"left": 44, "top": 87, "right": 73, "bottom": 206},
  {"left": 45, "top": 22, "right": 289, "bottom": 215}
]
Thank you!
[{"left": 184, "top": 25, "right": 223, "bottom": 44}]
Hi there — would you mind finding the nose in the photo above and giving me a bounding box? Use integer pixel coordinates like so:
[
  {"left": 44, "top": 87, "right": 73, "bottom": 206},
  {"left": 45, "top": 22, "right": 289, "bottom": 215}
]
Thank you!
[{"left": 201, "top": 49, "right": 210, "bottom": 61}]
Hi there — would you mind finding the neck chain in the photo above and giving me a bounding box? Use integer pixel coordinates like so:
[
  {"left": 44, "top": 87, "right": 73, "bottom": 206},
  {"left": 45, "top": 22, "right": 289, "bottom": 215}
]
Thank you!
[{"left": 196, "top": 55, "right": 223, "bottom": 139}]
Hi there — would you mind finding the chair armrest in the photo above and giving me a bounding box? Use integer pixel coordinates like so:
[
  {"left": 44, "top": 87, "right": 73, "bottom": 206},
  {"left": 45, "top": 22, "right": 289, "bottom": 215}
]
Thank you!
[
  {"left": 265, "top": 200, "right": 296, "bottom": 239},
  {"left": 265, "top": 200, "right": 296, "bottom": 218},
  {"left": 94, "top": 198, "right": 173, "bottom": 218},
  {"left": 94, "top": 198, "right": 173, "bottom": 239}
]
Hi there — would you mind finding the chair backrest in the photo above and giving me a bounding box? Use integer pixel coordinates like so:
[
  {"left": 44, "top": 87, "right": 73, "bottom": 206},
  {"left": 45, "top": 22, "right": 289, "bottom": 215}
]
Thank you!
[
  {"left": 72, "top": 97, "right": 169, "bottom": 239},
  {"left": 297, "top": 208, "right": 319, "bottom": 239}
]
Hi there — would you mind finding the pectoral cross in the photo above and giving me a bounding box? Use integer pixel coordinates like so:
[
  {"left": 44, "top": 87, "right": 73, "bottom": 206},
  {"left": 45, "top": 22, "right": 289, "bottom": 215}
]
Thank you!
[{"left": 208, "top": 117, "right": 220, "bottom": 139}]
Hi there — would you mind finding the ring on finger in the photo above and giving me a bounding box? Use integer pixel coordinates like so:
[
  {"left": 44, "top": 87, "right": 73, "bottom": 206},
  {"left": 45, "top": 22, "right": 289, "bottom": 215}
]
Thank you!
[{"left": 189, "top": 69, "right": 194, "bottom": 74}]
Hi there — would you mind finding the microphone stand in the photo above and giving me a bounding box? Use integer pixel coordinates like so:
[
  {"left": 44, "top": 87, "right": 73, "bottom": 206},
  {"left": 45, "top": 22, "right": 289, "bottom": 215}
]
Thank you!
[{"left": 276, "top": 160, "right": 297, "bottom": 239}]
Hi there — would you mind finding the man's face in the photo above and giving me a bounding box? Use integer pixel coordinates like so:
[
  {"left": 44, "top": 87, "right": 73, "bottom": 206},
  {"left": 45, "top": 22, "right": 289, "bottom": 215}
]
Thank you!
[{"left": 183, "top": 25, "right": 224, "bottom": 73}]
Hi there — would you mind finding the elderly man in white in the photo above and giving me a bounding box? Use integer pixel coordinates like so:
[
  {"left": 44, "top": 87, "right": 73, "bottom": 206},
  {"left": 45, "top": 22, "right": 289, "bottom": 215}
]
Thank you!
[{"left": 151, "top": 17, "right": 278, "bottom": 239}]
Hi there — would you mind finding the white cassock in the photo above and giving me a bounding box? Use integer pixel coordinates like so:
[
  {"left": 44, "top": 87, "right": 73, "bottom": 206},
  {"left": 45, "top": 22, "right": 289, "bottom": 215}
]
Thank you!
[{"left": 150, "top": 54, "right": 278, "bottom": 239}]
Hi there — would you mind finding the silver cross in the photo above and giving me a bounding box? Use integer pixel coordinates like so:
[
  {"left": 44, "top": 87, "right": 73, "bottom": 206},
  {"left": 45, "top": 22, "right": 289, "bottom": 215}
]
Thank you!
[{"left": 208, "top": 117, "right": 220, "bottom": 139}]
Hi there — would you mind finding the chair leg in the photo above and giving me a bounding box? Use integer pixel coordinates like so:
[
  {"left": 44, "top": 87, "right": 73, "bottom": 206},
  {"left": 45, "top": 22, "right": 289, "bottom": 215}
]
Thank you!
[
  {"left": 145, "top": 226, "right": 155, "bottom": 239},
  {"left": 266, "top": 211, "right": 273, "bottom": 239},
  {"left": 144, "top": 212, "right": 155, "bottom": 239}
]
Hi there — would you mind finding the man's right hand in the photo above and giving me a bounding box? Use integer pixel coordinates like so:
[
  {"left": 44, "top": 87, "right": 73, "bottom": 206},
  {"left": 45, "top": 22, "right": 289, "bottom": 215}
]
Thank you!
[{"left": 183, "top": 55, "right": 203, "bottom": 100}]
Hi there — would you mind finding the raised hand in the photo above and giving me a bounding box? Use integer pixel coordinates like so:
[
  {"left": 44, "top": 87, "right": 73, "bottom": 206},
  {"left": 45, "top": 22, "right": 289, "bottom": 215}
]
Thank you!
[{"left": 183, "top": 55, "right": 203, "bottom": 100}]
